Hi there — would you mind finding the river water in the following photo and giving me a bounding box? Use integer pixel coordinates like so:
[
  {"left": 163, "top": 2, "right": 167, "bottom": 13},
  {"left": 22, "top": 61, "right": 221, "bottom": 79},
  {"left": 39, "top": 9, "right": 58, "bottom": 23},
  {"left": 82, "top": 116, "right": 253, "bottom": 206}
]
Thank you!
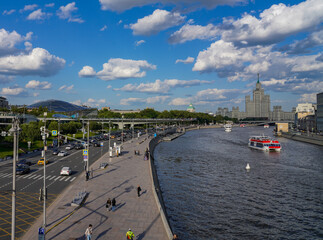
[{"left": 154, "top": 127, "right": 323, "bottom": 240}]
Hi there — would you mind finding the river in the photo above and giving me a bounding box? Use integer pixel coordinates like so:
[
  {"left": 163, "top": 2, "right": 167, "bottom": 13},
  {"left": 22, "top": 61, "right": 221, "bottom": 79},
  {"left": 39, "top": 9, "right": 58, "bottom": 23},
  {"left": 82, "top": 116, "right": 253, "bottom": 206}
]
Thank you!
[{"left": 154, "top": 127, "right": 323, "bottom": 240}]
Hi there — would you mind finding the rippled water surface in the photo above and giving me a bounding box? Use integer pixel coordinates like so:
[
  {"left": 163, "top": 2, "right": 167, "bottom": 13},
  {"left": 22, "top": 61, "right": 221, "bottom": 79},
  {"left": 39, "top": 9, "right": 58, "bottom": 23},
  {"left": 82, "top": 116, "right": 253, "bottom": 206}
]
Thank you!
[{"left": 154, "top": 127, "right": 323, "bottom": 240}]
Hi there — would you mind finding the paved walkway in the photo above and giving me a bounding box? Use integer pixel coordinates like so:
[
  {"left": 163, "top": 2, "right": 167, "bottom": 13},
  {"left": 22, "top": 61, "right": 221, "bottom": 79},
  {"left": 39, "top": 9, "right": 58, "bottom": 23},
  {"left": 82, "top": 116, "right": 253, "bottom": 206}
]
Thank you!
[{"left": 22, "top": 136, "right": 168, "bottom": 240}]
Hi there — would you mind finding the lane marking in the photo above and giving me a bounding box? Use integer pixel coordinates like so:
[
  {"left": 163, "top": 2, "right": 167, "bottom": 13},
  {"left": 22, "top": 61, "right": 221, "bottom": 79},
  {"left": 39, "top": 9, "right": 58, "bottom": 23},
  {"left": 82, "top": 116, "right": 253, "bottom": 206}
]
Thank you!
[
  {"left": 49, "top": 176, "right": 56, "bottom": 180},
  {"left": 59, "top": 177, "right": 66, "bottom": 181},
  {"left": 64, "top": 177, "right": 71, "bottom": 181},
  {"left": 70, "top": 177, "right": 76, "bottom": 182},
  {"left": 54, "top": 176, "right": 60, "bottom": 181}
]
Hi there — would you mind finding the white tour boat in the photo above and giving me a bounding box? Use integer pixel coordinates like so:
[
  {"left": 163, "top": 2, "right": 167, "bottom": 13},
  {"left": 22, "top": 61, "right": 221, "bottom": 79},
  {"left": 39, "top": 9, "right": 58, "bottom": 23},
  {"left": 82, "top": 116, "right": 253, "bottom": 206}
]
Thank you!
[
  {"left": 248, "top": 135, "right": 281, "bottom": 152},
  {"left": 224, "top": 124, "right": 232, "bottom": 132},
  {"left": 264, "top": 124, "right": 269, "bottom": 128}
]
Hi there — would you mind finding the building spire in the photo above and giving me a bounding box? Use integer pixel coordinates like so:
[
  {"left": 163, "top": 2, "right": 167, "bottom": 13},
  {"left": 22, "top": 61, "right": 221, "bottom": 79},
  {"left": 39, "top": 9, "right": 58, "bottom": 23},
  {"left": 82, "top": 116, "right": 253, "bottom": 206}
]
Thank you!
[{"left": 257, "top": 73, "right": 260, "bottom": 83}]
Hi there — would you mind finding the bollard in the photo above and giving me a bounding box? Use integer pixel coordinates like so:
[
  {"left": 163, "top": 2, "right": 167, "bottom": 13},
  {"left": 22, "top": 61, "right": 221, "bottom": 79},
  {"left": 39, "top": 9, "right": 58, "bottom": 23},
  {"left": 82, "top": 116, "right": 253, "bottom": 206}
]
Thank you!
[{"left": 39, "top": 188, "right": 43, "bottom": 201}]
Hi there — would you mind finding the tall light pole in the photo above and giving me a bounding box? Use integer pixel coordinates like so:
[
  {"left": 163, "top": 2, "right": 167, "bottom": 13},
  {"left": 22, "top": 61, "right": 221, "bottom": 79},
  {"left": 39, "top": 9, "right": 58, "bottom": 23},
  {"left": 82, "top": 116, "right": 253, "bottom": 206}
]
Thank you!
[
  {"left": 87, "top": 121, "right": 90, "bottom": 172},
  {"left": 109, "top": 120, "right": 111, "bottom": 156},
  {"left": 43, "top": 113, "right": 47, "bottom": 231},
  {"left": 121, "top": 115, "right": 124, "bottom": 145},
  {"left": 132, "top": 119, "right": 134, "bottom": 140},
  {"left": 57, "top": 119, "right": 60, "bottom": 148},
  {"left": 9, "top": 117, "right": 20, "bottom": 240}
]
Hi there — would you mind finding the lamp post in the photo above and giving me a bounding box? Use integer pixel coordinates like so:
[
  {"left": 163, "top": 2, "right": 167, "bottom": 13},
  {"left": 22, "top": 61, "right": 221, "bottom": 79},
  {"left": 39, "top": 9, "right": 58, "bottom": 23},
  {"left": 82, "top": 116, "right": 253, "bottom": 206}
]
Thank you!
[
  {"left": 9, "top": 117, "right": 21, "bottom": 240},
  {"left": 109, "top": 120, "right": 111, "bottom": 157},
  {"left": 41, "top": 112, "right": 48, "bottom": 237},
  {"left": 87, "top": 121, "right": 90, "bottom": 172},
  {"left": 121, "top": 115, "right": 124, "bottom": 145}
]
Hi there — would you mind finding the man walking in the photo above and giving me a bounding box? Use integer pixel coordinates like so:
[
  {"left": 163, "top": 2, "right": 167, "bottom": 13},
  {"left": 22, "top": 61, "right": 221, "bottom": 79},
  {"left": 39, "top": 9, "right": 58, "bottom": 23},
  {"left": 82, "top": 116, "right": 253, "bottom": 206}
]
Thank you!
[
  {"left": 106, "top": 198, "right": 112, "bottom": 212},
  {"left": 111, "top": 197, "right": 116, "bottom": 211},
  {"left": 126, "top": 228, "right": 135, "bottom": 240},
  {"left": 137, "top": 185, "right": 141, "bottom": 197},
  {"left": 85, "top": 224, "right": 93, "bottom": 240}
]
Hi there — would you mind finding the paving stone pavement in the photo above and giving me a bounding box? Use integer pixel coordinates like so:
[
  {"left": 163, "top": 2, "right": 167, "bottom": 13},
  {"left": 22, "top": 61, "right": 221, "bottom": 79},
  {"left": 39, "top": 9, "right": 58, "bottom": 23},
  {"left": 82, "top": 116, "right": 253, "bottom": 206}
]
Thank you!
[{"left": 22, "top": 136, "right": 169, "bottom": 240}]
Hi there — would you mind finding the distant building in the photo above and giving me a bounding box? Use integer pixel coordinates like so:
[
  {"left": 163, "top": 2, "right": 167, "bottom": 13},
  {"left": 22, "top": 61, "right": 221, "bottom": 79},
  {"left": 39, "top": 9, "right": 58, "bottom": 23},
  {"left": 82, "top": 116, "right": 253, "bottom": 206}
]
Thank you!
[
  {"left": 187, "top": 103, "right": 196, "bottom": 113},
  {"left": 316, "top": 92, "right": 323, "bottom": 133},
  {"left": 295, "top": 103, "right": 316, "bottom": 128},
  {"left": 111, "top": 109, "right": 141, "bottom": 114},
  {"left": 245, "top": 76, "right": 270, "bottom": 119},
  {"left": 0, "top": 96, "right": 9, "bottom": 109},
  {"left": 216, "top": 107, "right": 229, "bottom": 117}
]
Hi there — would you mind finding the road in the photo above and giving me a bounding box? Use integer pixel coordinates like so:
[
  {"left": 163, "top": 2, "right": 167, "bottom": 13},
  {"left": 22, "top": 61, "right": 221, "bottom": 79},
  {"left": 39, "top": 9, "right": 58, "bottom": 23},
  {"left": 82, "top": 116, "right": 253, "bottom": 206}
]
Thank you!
[{"left": 0, "top": 133, "right": 133, "bottom": 240}]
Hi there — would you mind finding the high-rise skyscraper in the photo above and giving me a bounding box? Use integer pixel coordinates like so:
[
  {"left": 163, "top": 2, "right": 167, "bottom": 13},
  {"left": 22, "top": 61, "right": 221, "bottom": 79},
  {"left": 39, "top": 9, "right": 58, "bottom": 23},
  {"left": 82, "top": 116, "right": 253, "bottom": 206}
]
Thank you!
[{"left": 245, "top": 75, "right": 270, "bottom": 119}]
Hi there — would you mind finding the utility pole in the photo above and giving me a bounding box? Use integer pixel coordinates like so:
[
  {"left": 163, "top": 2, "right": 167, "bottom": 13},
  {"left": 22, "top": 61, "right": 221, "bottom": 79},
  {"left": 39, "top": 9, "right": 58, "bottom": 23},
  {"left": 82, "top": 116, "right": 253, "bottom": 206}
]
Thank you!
[
  {"left": 57, "top": 119, "right": 60, "bottom": 148},
  {"left": 121, "top": 115, "right": 124, "bottom": 145},
  {"left": 41, "top": 112, "right": 47, "bottom": 238},
  {"left": 9, "top": 117, "right": 20, "bottom": 240},
  {"left": 132, "top": 119, "right": 134, "bottom": 140},
  {"left": 109, "top": 120, "right": 111, "bottom": 157},
  {"left": 87, "top": 121, "right": 90, "bottom": 172}
]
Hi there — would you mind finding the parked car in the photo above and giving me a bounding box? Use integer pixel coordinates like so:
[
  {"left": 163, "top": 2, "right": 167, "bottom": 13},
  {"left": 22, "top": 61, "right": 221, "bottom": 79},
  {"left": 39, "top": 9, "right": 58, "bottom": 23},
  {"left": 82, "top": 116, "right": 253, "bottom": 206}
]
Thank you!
[
  {"left": 37, "top": 157, "right": 49, "bottom": 165},
  {"left": 100, "top": 162, "right": 108, "bottom": 169},
  {"left": 58, "top": 151, "right": 68, "bottom": 157},
  {"left": 65, "top": 144, "right": 74, "bottom": 150},
  {"left": 16, "top": 164, "right": 30, "bottom": 175},
  {"left": 17, "top": 159, "right": 31, "bottom": 166},
  {"left": 60, "top": 167, "right": 72, "bottom": 176},
  {"left": 52, "top": 148, "right": 59, "bottom": 155}
]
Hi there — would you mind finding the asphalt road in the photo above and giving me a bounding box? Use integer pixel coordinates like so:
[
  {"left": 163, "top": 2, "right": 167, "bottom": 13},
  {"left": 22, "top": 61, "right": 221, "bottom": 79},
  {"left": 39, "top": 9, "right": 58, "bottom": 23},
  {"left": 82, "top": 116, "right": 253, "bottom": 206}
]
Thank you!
[{"left": 0, "top": 133, "right": 134, "bottom": 240}]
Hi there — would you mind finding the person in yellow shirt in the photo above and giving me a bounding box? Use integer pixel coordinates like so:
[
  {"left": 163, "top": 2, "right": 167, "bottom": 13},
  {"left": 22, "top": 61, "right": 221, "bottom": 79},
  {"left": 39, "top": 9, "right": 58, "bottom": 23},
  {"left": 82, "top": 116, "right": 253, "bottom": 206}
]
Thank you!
[{"left": 126, "top": 228, "right": 135, "bottom": 240}]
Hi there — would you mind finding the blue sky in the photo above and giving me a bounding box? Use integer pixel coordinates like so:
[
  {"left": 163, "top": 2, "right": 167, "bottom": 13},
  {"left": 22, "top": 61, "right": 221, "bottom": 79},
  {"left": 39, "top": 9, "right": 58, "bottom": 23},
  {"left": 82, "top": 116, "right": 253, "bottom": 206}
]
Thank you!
[{"left": 0, "top": 0, "right": 322, "bottom": 112}]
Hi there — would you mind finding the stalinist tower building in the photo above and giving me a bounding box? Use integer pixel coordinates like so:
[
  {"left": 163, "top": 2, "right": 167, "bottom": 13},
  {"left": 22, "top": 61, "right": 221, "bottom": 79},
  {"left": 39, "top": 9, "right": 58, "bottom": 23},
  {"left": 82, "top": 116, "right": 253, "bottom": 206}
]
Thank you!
[{"left": 245, "top": 75, "right": 270, "bottom": 119}]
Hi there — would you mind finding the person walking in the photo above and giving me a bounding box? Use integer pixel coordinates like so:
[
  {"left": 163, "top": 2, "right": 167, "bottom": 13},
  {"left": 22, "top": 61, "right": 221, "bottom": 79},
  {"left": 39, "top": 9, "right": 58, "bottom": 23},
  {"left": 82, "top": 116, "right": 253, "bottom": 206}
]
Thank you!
[
  {"left": 106, "top": 198, "right": 111, "bottom": 212},
  {"left": 137, "top": 185, "right": 141, "bottom": 197},
  {"left": 126, "top": 228, "right": 135, "bottom": 240},
  {"left": 85, "top": 224, "right": 93, "bottom": 240},
  {"left": 111, "top": 197, "right": 116, "bottom": 211}
]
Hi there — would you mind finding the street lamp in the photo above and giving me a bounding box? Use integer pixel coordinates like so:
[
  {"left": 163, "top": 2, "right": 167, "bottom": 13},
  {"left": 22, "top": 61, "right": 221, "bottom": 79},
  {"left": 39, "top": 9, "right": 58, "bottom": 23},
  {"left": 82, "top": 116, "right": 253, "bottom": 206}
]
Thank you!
[
  {"left": 121, "top": 115, "right": 124, "bottom": 145},
  {"left": 41, "top": 112, "right": 48, "bottom": 233},
  {"left": 9, "top": 117, "right": 21, "bottom": 240}
]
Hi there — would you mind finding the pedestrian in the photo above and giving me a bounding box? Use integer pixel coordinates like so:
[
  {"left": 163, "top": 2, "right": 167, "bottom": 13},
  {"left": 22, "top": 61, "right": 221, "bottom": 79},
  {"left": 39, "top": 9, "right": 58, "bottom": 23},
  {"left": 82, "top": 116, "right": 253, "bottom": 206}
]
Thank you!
[
  {"left": 126, "top": 228, "right": 135, "bottom": 240},
  {"left": 173, "top": 234, "right": 179, "bottom": 239},
  {"left": 137, "top": 185, "right": 141, "bottom": 197},
  {"left": 85, "top": 224, "right": 93, "bottom": 240},
  {"left": 106, "top": 198, "right": 111, "bottom": 211},
  {"left": 111, "top": 197, "right": 116, "bottom": 212}
]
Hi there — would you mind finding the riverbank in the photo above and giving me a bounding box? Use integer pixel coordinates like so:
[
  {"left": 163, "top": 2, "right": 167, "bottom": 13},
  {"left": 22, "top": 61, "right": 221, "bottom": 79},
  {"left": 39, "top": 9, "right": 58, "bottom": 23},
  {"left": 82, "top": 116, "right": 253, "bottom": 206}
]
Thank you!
[{"left": 281, "top": 132, "right": 323, "bottom": 146}]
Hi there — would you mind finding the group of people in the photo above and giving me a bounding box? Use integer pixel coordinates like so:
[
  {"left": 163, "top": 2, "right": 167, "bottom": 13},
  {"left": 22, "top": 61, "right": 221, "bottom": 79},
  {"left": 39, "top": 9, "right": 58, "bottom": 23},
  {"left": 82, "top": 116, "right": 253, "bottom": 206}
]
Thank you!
[
  {"left": 105, "top": 197, "right": 116, "bottom": 212},
  {"left": 144, "top": 148, "right": 149, "bottom": 161},
  {"left": 85, "top": 225, "right": 136, "bottom": 240}
]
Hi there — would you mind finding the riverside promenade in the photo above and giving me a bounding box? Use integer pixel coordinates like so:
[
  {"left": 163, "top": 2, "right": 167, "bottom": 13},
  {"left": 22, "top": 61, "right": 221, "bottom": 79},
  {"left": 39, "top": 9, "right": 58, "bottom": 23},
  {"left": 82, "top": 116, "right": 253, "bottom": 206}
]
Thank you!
[{"left": 22, "top": 135, "right": 169, "bottom": 239}]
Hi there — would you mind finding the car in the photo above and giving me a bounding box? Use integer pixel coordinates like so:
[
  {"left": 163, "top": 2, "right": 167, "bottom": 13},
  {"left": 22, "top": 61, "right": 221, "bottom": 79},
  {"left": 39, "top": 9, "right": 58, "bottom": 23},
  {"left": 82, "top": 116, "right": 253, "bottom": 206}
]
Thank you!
[
  {"left": 17, "top": 159, "right": 31, "bottom": 166},
  {"left": 75, "top": 144, "right": 84, "bottom": 150},
  {"left": 37, "top": 157, "right": 49, "bottom": 165},
  {"left": 16, "top": 164, "right": 30, "bottom": 175},
  {"left": 58, "top": 151, "right": 68, "bottom": 157},
  {"left": 60, "top": 167, "right": 72, "bottom": 176},
  {"left": 52, "top": 148, "right": 59, "bottom": 155},
  {"left": 94, "top": 142, "right": 101, "bottom": 147},
  {"left": 100, "top": 162, "right": 108, "bottom": 169},
  {"left": 65, "top": 144, "right": 74, "bottom": 150}
]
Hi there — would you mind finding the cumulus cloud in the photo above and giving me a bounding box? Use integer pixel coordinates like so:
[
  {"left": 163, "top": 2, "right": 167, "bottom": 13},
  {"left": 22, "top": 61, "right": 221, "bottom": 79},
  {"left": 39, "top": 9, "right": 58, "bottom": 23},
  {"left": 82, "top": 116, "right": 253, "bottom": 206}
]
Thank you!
[
  {"left": 20, "top": 4, "right": 38, "bottom": 12},
  {"left": 120, "top": 96, "right": 169, "bottom": 105},
  {"left": 79, "top": 58, "right": 156, "bottom": 81},
  {"left": 45, "top": 3, "right": 55, "bottom": 8},
  {"left": 298, "top": 93, "right": 317, "bottom": 103},
  {"left": 135, "top": 40, "right": 145, "bottom": 46},
  {"left": 169, "top": 23, "right": 218, "bottom": 44},
  {"left": 27, "top": 9, "right": 49, "bottom": 20},
  {"left": 99, "top": 0, "right": 246, "bottom": 12},
  {"left": 58, "top": 84, "right": 74, "bottom": 92},
  {"left": 0, "top": 28, "right": 32, "bottom": 56},
  {"left": 175, "top": 56, "right": 194, "bottom": 64},
  {"left": 25, "top": 80, "right": 52, "bottom": 89},
  {"left": 100, "top": 25, "right": 107, "bottom": 31},
  {"left": 115, "top": 79, "right": 211, "bottom": 93},
  {"left": 85, "top": 98, "right": 106, "bottom": 107},
  {"left": 0, "top": 85, "right": 28, "bottom": 97},
  {"left": 168, "top": 88, "right": 242, "bottom": 106},
  {"left": 3, "top": 10, "right": 16, "bottom": 15},
  {"left": 57, "top": 2, "right": 84, "bottom": 23},
  {"left": 128, "top": 9, "right": 185, "bottom": 36},
  {"left": 219, "top": 0, "right": 323, "bottom": 47},
  {"left": 0, "top": 48, "right": 65, "bottom": 77}
]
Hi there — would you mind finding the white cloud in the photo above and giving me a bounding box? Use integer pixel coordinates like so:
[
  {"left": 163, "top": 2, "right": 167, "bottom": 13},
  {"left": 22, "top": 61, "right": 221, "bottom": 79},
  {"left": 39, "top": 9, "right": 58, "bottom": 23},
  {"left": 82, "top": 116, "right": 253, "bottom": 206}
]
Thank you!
[
  {"left": 57, "top": 2, "right": 84, "bottom": 23},
  {"left": 115, "top": 79, "right": 211, "bottom": 93},
  {"left": 0, "top": 48, "right": 65, "bottom": 77},
  {"left": 25, "top": 80, "right": 52, "bottom": 90},
  {"left": 99, "top": 0, "right": 246, "bottom": 12},
  {"left": 58, "top": 84, "right": 74, "bottom": 92},
  {"left": 135, "top": 40, "right": 145, "bottom": 46},
  {"left": 175, "top": 56, "right": 194, "bottom": 64},
  {"left": 1, "top": 86, "right": 27, "bottom": 96},
  {"left": 0, "top": 75, "right": 14, "bottom": 84},
  {"left": 219, "top": 0, "right": 323, "bottom": 47},
  {"left": 100, "top": 25, "right": 107, "bottom": 31},
  {"left": 3, "top": 9, "right": 16, "bottom": 15},
  {"left": 78, "top": 66, "right": 96, "bottom": 77},
  {"left": 71, "top": 100, "right": 82, "bottom": 106},
  {"left": 0, "top": 28, "right": 32, "bottom": 56},
  {"left": 84, "top": 98, "right": 106, "bottom": 107},
  {"left": 20, "top": 4, "right": 38, "bottom": 12},
  {"left": 107, "top": 85, "right": 112, "bottom": 89},
  {"left": 27, "top": 9, "right": 48, "bottom": 20},
  {"left": 128, "top": 9, "right": 185, "bottom": 36},
  {"left": 45, "top": 3, "right": 55, "bottom": 8},
  {"left": 120, "top": 96, "right": 169, "bottom": 105},
  {"left": 33, "top": 92, "right": 39, "bottom": 97},
  {"left": 79, "top": 58, "right": 156, "bottom": 81},
  {"left": 169, "top": 23, "right": 218, "bottom": 44},
  {"left": 298, "top": 93, "right": 317, "bottom": 103}
]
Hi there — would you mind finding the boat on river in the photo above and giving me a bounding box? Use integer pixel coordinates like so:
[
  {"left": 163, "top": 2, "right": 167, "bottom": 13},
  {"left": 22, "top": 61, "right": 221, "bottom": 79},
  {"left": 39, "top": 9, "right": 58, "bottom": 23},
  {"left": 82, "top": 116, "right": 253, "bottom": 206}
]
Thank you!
[
  {"left": 248, "top": 135, "right": 281, "bottom": 152},
  {"left": 224, "top": 124, "right": 232, "bottom": 132},
  {"left": 264, "top": 124, "right": 269, "bottom": 128}
]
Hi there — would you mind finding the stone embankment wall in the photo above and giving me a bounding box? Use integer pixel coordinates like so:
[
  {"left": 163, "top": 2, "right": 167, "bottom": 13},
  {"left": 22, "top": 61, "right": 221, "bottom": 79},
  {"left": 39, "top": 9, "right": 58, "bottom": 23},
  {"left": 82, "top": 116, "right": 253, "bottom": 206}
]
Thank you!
[
  {"left": 282, "top": 132, "right": 323, "bottom": 146},
  {"left": 148, "top": 129, "right": 176, "bottom": 240}
]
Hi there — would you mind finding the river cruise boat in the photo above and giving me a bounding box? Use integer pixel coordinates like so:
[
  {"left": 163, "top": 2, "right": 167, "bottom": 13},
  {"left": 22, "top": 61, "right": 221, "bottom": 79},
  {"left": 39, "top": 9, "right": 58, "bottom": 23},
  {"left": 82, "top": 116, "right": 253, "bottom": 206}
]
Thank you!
[
  {"left": 240, "top": 124, "right": 245, "bottom": 127},
  {"left": 224, "top": 124, "right": 232, "bottom": 132},
  {"left": 248, "top": 135, "right": 281, "bottom": 152},
  {"left": 264, "top": 124, "right": 269, "bottom": 128}
]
